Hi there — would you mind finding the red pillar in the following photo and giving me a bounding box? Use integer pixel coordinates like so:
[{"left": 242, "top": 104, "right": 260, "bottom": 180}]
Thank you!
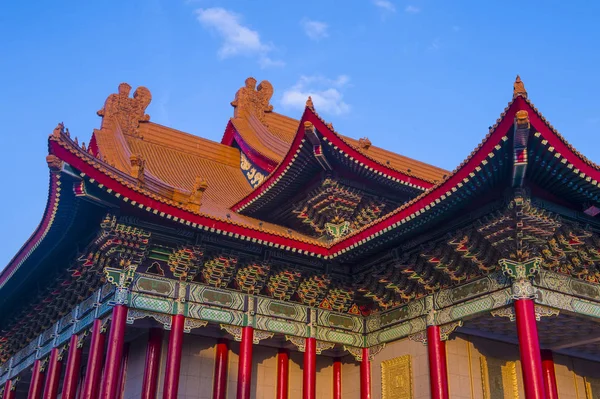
[
  {"left": 2, "top": 380, "right": 15, "bottom": 399},
  {"left": 212, "top": 339, "right": 229, "bottom": 399},
  {"left": 28, "top": 359, "right": 45, "bottom": 399},
  {"left": 276, "top": 348, "right": 289, "bottom": 399},
  {"left": 332, "top": 357, "right": 341, "bottom": 399},
  {"left": 42, "top": 347, "right": 63, "bottom": 399},
  {"left": 541, "top": 350, "right": 559, "bottom": 399},
  {"left": 360, "top": 347, "right": 371, "bottom": 399},
  {"left": 141, "top": 329, "right": 163, "bottom": 399},
  {"left": 236, "top": 326, "right": 254, "bottom": 399},
  {"left": 99, "top": 305, "right": 128, "bottom": 399},
  {"left": 162, "top": 314, "right": 185, "bottom": 399},
  {"left": 427, "top": 325, "right": 449, "bottom": 399},
  {"left": 514, "top": 299, "right": 545, "bottom": 399},
  {"left": 75, "top": 374, "right": 84, "bottom": 399},
  {"left": 62, "top": 334, "right": 83, "bottom": 399},
  {"left": 303, "top": 337, "right": 316, "bottom": 399},
  {"left": 82, "top": 319, "right": 106, "bottom": 399},
  {"left": 116, "top": 343, "right": 130, "bottom": 399}
]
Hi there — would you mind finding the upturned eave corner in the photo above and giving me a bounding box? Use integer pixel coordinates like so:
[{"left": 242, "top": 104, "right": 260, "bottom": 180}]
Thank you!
[{"left": 0, "top": 125, "right": 72, "bottom": 291}]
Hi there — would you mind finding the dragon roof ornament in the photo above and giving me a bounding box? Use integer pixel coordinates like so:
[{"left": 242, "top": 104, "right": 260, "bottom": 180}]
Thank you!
[
  {"left": 231, "top": 77, "right": 274, "bottom": 125},
  {"left": 97, "top": 83, "right": 151, "bottom": 137}
]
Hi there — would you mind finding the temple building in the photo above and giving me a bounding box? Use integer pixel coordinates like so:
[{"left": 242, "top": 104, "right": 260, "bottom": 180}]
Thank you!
[{"left": 2, "top": 75, "right": 600, "bottom": 399}]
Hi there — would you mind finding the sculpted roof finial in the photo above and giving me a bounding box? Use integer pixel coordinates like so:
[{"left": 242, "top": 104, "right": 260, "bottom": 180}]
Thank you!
[
  {"left": 306, "top": 96, "right": 315, "bottom": 111},
  {"left": 513, "top": 75, "right": 528, "bottom": 99},
  {"left": 51, "top": 122, "right": 65, "bottom": 138},
  {"left": 130, "top": 154, "right": 146, "bottom": 185},
  {"left": 97, "top": 83, "right": 151, "bottom": 137},
  {"left": 187, "top": 177, "right": 208, "bottom": 214},
  {"left": 358, "top": 137, "right": 372, "bottom": 150},
  {"left": 46, "top": 155, "right": 63, "bottom": 173},
  {"left": 231, "top": 77, "right": 274, "bottom": 124}
]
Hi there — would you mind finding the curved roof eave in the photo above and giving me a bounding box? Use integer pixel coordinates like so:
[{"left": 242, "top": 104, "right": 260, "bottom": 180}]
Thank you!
[
  {"left": 0, "top": 172, "right": 61, "bottom": 290},
  {"left": 231, "top": 107, "right": 439, "bottom": 213},
  {"left": 8, "top": 92, "right": 600, "bottom": 283},
  {"left": 48, "top": 132, "right": 331, "bottom": 257}
]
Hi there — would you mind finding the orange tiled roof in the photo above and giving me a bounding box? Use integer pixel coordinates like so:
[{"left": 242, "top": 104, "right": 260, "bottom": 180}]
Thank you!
[
  {"left": 88, "top": 131, "right": 320, "bottom": 245},
  {"left": 88, "top": 79, "right": 452, "bottom": 241},
  {"left": 232, "top": 104, "right": 448, "bottom": 183}
]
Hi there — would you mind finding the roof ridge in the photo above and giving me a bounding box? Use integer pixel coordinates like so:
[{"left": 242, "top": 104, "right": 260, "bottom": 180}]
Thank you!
[
  {"left": 305, "top": 107, "right": 443, "bottom": 184},
  {"left": 329, "top": 97, "right": 519, "bottom": 246},
  {"left": 524, "top": 98, "right": 600, "bottom": 171},
  {"left": 340, "top": 134, "right": 449, "bottom": 177}
]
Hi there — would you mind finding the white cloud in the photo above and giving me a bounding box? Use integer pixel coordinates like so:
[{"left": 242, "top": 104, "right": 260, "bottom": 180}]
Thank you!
[
  {"left": 301, "top": 19, "right": 329, "bottom": 41},
  {"left": 258, "top": 56, "right": 285, "bottom": 69},
  {"left": 281, "top": 75, "right": 351, "bottom": 115},
  {"left": 405, "top": 5, "right": 420, "bottom": 14},
  {"left": 195, "top": 7, "right": 284, "bottom": 68},
  {"left": 372, "top": 0, "right": 396, "bottom": 12}
]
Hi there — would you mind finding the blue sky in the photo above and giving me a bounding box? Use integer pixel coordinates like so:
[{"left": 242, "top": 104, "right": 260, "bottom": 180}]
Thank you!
[{"left": 2, "top": 0, "right": 600, "bottom": 268}]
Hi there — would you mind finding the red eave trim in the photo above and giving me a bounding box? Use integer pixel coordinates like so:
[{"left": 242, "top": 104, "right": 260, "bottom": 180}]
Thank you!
[
  {"left": 304, "top": 109, "right": 436, "bottom": 189},
  {"left": 328, "top": 98, "right": 523, "bottom": 254},
  {"left": 50, "top": 140, "right": 329, "bottom": 257},
  {"left": 232, "top": 107, "right": 440, "bottom": 213},
  {"left": 0, "top": 174, "right": 60, "bottom": 288},
  {"left": 221, "top": 121, "right": 235, "bottom": 146},
  {"left": 525, "top": 101, "right": 600, "bottom": 182},
  {"left": 223, "top": 121, "right": 278, "bottom": 172},
  {"left": 231, "top": 109, "right": 310, "bottom": 212},
  {"left": 89, "top": 133, "right": 100, "bottom": 158}
]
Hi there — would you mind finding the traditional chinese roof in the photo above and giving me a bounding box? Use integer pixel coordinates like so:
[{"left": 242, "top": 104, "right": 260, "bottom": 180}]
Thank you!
[
  {"left": 4, "top": 76, "right": 600, "bottom": 361},
  {"left": 79, "top": 78, "right": 451, "bottom": 244},
  {"left": 222, "top": 77, "right": 448, "bottom": 182},
  {"left": 4, "top": 76, "right": 600, "bottom": 318}
]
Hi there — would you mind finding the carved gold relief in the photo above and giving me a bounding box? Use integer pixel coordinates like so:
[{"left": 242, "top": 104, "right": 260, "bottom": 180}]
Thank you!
[
  {"left": 382, "top": 355, "right": 413, "bottom": 399},
  {"left": 480, "top": 356, "right": 519, "bottom": 399},
  {"left": 240, "top": 153, "right": 266, "bottom": 188},
  {"left": 585, "top": 376, "right": 600, "bottom": 399}
]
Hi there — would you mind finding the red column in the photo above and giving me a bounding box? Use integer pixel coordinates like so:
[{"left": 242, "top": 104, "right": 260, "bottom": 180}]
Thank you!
[
  {"left": 332, "top": 357, "right": 341, "bottom": 399},
  {"left": 42, "top": 347, "right": 63, "bottom": 399},
  {"left": 163, "top": 314, "right": 185, "bottom": 399},
  {"left": 276, "top": 348, "right": 289, "bottom": 399},
  {"left": 116, "top": 343, "right": 130, "bottom": 399},
  {"left": 75, "top": 374, "right": 84, "bottom": 399},
  {"left": 141, "top": 329, "right": 163, "bottom": 399},
  {"left": 303, "top": 337, "right": 316, "bottom": 399},
  {"left": 236, "top": 326, "right": 254, "bottom": 399},
  {"left": 99, "top": 305, "right": 128, "bottom": 399},
  {"left": 2, "top": 380, "right": 15, "bottom": 399},
  {"left": 62, "top": 335, "right": 83, "bottom": 399},
  {"left": 541, "top": 350, "right": 559, "bottom": 399},
  {"left": 2, "top": 380, "right": 13, "bottom": 399},
  {"left": 514, "top": 299, "right": 545, "bottom": 399},
  {"left": 360, "top": 347, "right": 371, "bottom": 399},
  {"left": 427, "top": 325, "right": 449, "bottom": 399},
  {"left": 28, "top": 359, "right": 45, "bottom": 399},
  {"left": 212, "top": 339, "right": 229, "bottom": 399},
  {"left": 82, "top": 319, "right": 106, "bottom": 399}
]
